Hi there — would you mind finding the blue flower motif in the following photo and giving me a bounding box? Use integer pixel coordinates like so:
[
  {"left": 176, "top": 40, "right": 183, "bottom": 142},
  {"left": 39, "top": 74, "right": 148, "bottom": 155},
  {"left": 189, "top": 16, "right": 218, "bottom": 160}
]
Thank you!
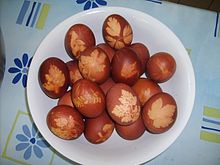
[
  {"left": 76, "top": 0, "right": 107, "bottom": 10},
  {"left": 8, "top": 53, "right": 32, "bottom": 88},
  {"left": 15, "top": 123, "right": 50, "bottom": 160}
]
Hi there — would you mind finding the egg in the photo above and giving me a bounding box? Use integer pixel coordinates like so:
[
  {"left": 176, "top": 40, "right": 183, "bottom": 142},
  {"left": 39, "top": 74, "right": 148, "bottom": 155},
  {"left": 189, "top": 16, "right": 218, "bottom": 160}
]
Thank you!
[
  {"left": 65, "top": 24, "right": 96, "bottom": 59},
  {"left": 145, "top": 52, "right": 176, "bottom": 83},
  {"left": 97, "top": 43, "right": 115, "bottom": 62},
  {"left": 84, "top": 111, "right": 114, "bottom": 144},
  {"left": 130, "top": 43, "right": 150, "bottom": 75},
  {"left": 66, "top": 60, "right": 83, "bottom": 86},
  {"left": 57, "top": 90, "right": 74, "bottom": 107},
  {"left": 47, "top": 105, "right": 84, "bottom": 140},
  {"left": 38, "top": 57, "right": 69, "bottom": 99},
  {"left": 99, "top": 77, "right": 116, "bottom": 95},
  {"left": 115, "top": 116, "right": 145, "bottom": 140},
  {"left": 78, "top": 47, "right": 111, "bottom": 84},
  {"left": 106, "top": 83, "right": 141, "bottom": 125},
  {"left": 102, "top": 14, "right": 133, "bottom": 49},
  {"left": 132, "top": 78, "right": 162, "bottom": 107},
  {"left": 71, "top": 79, "right": 105, "bottom": 118},
  {"left": 111, "top": 48, "right": 141, "bottom": 86},
  {"left": 142, "top": 92, "right": 177, "bottom": 134}
]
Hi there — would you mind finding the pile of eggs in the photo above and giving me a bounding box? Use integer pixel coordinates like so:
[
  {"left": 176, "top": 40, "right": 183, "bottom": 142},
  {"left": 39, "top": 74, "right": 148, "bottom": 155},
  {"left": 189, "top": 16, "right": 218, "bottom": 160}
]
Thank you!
[{"left": 38, "top": 14, "right": 177, "bottom": 144}]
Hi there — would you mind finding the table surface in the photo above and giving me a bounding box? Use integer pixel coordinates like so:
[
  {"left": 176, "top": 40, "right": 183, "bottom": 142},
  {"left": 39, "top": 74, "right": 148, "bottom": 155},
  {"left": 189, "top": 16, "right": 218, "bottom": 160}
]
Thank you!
[{"left": 0, "top": 0, "right": 220, "bottom": 165}]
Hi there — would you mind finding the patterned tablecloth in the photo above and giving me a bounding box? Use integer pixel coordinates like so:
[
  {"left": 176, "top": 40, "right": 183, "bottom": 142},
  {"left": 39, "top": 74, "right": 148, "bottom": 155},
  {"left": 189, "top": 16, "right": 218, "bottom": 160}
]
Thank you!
[{"left": 1, "top": 0, "right": 220, "bottom": 165}]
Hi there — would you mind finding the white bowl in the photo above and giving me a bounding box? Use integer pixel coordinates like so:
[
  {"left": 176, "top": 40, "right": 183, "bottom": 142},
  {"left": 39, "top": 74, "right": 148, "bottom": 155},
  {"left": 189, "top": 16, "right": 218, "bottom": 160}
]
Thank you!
[{"left": 27, "top": 7, "right": 195, "bottom": 165}]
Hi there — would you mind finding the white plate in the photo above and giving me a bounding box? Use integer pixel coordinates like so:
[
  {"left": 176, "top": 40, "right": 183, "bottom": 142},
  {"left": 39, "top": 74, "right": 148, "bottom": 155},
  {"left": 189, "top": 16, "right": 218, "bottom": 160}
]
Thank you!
[{"left": 27, "top": 7, "right": 195, "bottom": 165}]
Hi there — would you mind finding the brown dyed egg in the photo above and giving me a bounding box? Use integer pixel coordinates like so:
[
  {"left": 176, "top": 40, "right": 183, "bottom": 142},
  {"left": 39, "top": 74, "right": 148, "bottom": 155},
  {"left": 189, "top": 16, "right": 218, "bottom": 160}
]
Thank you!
[
  {"left": 142, "top": 92, "right": 177, "bottom": 134},
  {"left": 99, "top": 78, "right": 116, "bottom": 95},
  {"left": 115, "top": 116, "right": 145, "bottom": 140},
  {"left": 66, "top": 60, "right": 83, "bottom": 86},
  {"left": 71, "top": 79, "right": 105, "bottom": 118},
  {"left": 111, "top": 47, "right": 141, "bottom": 86},
  {"left": 57, "top": 90, "right": 74, "bottom": 107},
  {"left": 132, "top": 78, "right": 162, "bottom": 107},
  {"left": 146, "top": 52, "right": 176, "bottom": 83},
  {"left": 103, "top": 14, "right": 133, "bottom": 50},
  {"left": 65, "top": 24, "right": 96, "bottom": 59},
  {"left": 84, "top": 111, "right": 114, "bottom": 144},
  {"left": 78, "top": 47, "right": 111, "bottom": 84},
  {"left": 97, "top": 43, "right": 115, "bottom": 62},
  {"left": 47, "top": 105, "right": 84, "bottom": 140},
  {"left": 130, "top": 43, "right": 150, "bottom": 75},
  {"left": 38, "top": 57, "right": 69, "bottom": 99},
  {"left": 106, "top": 83, "right": 141, "bottom": 125}
]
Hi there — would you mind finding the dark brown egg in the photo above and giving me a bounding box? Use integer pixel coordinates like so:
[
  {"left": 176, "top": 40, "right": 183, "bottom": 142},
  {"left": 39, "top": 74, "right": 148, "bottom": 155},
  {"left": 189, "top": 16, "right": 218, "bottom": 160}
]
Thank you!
[
  {"left": 66, "top": 60, "right": 83, "bottom": 86},
  {"left": 130, "top": 43, "right": 150, "bottom": 75},
  {"left": 97, "top": 43, "right": 115, "bottom": 62},
  {"left": 115, "top": 116, "right": 145, "bottom": 140},
  {"left": 106, "top": 83, "right": 141, "bottom": 125},
  {"left": 99, "top": 78, "right": 116, "bottom": 95},
  {"left": 142, "top": 92, "right": 177, "bottom": 134},
  {"left": 103, "top": 14, "right": 133, "bottom": 50},
  {"left": 38, "top": 57, "right": 69, "bottom": 99},
  {"left": 47, "top": 105, "right": 84, "bottom": 140},
  {"left": 71, "top": 79, "right": 105, "bottom": 118},
  {"left": 57, "top": 90, "right": 74, "bottom": 107},
  {"left": 145, "top": 52, "right": 176, "bottom": 83},
  {"left": 78, "top": 47, "right": 110, "bottom": 84},
  {"left": 111, "top": 48, "right": 141, "bottom": 86},
  {"left": 132, "top": 78, "right": 162, "bottom": 107},
  {"left": 65, "top": 24, "right": 96, "bottom": 59},
  {"left": 84, "top": 111, "right": 114, "bottom": 144}
]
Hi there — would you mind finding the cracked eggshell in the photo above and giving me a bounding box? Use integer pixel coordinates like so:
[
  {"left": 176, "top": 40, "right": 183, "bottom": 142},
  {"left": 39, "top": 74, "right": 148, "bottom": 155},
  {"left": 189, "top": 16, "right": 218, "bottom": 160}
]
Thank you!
[
  {"left": 115, "top": 116, "right": 145, "bottom": 140},
  {"left": 71, "top": 79, "right": 105, "bottom": 118},
  {"left": 64, "top": 24, "right": 96, "bottom": 59},
  {"left": 47, "top": 105, "right": 84, "bottom": 140},
  {"left": 106, "top": 83, "right": 141, "bottom": 125},
  {"left": 130, "top": 43, "right": 150, "bottom": 75},
  {"left": 145, "top": 52, "right": 176, "bottom": 83},
  {"left": 102, "top": 14, "right": 133, "bottom": 50},
  {"left": 111, "top": 47, "right": 141, "bottom": 86},
  {"left": 66, "top": 60, "right": 83, "bottom": 86},
  {"left": 142, "top": 92, "right": 177, "bottom": 134},
  {"left": 84, "top": 111, "right": 115, "bottom": 144},
  {"left": 38, "top": 57, "right": 69, "bottom": 99},
  {"left": 78, "top": 46, "right": 111, "bottom": 84},
  {"left": 132, "top": 78, "right": 162, "bottom": 107}
]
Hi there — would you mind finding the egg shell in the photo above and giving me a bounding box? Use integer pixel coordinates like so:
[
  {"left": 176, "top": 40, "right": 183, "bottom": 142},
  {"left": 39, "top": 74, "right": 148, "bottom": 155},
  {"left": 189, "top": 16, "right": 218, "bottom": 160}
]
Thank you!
[
  {"left": 84, "top": 111, "right": 115, "bottom": 144},
  {"left": 115, "top": 116, "right": 145, "bottom": 140},
  {"left": 145, "top": 52, "right": 176, "bottom": 83},
  {"left": 130, "top": 43, "right": 150, "bottom": 75},
  {"left": 132, "top": 78, "right": 162, "bottom": 107},
  {"left": 65, "top": 24, "right": 96, "bottom": 59},
  {"left": 57, "top": 90, "right": 74, "bottom": 107},
  {"left": 111, "top": 47, "right": 141, "bottom": 86},
  {"left": 71, "top": 79, "right": 105, "bottom": 118},
  {"left": 47, "top": 105, "right": 84, "bottom": 140},
  {"left": 142, "top": 92, "right": 177, "bottom": 134},
  {"left": 97, "top": 43, "right": 115, "bottom": 62},
  {"left": 78, "top": 46, "right": 111, "bottom": 84},
  {"left": 66, "top": 60, "right": 83, "bottom": 86},
  {"left": 102, "top": 14, "right": 133, "bottom": 50},
  {"left": 106, "top": 83, "right": 141, "bottom": 125},
  {"left": 99, "top": 77, "right": 116, "bottom": 95},
  {"left": 38, "top": 57, "right": 69, "bottom": 99}
]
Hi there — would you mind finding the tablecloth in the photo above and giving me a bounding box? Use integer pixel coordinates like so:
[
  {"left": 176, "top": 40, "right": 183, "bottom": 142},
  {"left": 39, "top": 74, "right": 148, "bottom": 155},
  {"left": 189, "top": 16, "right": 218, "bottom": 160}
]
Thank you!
[{"left": 0, "top": 0, "right": 220, "bottom": 165}]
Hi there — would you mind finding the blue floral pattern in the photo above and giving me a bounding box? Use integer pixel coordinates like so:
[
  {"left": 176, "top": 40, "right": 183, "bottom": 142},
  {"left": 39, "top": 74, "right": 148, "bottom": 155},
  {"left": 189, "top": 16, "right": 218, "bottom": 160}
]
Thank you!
[
  {"left": 15, "top": 123, "right": 49, "bottom": 160},
  {"left": 76, "top": 0, "right": 107, "bottom": 10},
  {"left": 8, "top": 53, "right": 32, "bottom": 88}
]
